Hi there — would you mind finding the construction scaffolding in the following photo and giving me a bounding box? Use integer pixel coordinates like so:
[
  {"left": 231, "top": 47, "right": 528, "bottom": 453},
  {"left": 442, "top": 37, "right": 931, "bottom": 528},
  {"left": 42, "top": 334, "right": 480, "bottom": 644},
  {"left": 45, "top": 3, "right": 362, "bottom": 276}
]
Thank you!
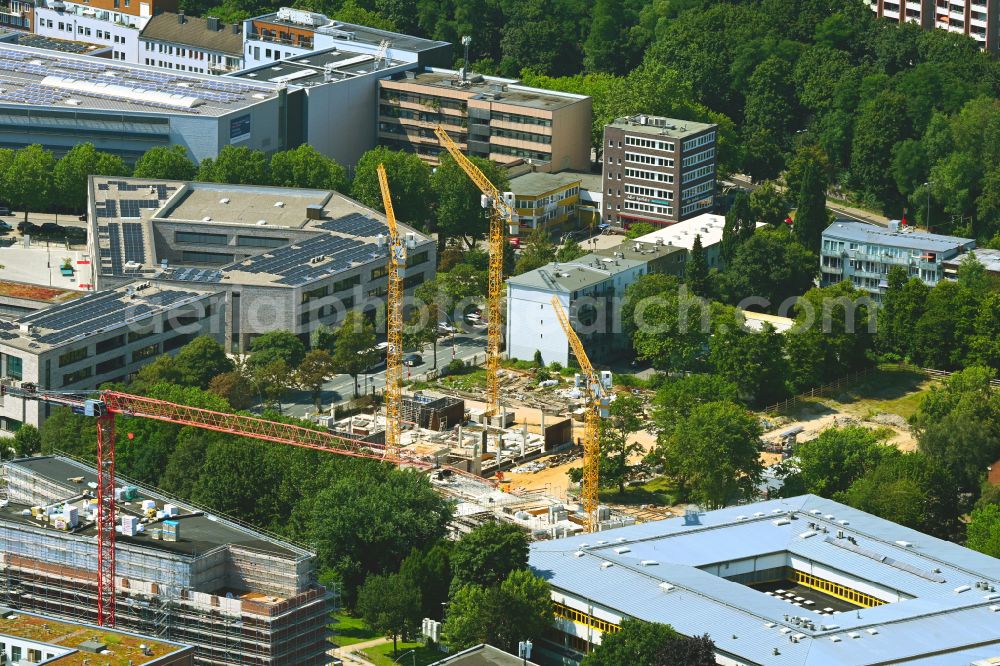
[{"left": 0, "top": 456, "right": 330, "bottom": 666}]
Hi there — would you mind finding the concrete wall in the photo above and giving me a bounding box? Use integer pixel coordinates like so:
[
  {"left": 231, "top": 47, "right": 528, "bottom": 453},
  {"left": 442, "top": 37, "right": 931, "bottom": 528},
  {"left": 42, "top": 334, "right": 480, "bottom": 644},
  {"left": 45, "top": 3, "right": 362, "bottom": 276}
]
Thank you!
[
  {"left": 549, "top": 96, "right": 592, "bottom": 173},
  {"left": 506, "top": 286, "right": 570, "bottom": 366}
]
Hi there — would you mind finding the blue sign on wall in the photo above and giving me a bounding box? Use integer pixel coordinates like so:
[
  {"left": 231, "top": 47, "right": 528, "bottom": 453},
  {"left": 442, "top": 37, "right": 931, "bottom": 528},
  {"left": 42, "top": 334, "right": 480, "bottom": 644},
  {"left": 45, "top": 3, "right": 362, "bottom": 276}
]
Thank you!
[{"left": 230, "top": 114, "right": 251, "bottom": 143}]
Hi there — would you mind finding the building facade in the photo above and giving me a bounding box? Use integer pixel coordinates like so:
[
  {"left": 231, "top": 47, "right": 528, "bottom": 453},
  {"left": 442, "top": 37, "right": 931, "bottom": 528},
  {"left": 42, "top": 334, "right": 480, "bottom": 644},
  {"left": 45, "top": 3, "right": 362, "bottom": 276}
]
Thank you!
[
  {"left": 0, "top": 283, "right": 224, "bottom": 433},
  {"left": 33, "top": 0, "right": 178, "bottom": 62},
  {"left": 505, "top": 172, "right": 582, "bottom": 238},
  {"left": 867, "top": 0, "right": 1000, "bottom": 52},
  {"left": 1, "top": 456, "right": 329, "bottom": 665},
  {"left": 820, "top": 220, "right": 975, "bottom": 301},
  {"left": 631, "top": 212, "right": 757, "bottom": 271},
  {"left": 602, "top": 115, "right": 717, "bottom": 227},
  {"left": 139, "top": 12, "right": 242, "bottom": 74},
  {"left": 0, "top": 0, "right": 32, "bottom": 30},
  {"left": 378, "top": 69, "right": 592, "bottom": 173}
]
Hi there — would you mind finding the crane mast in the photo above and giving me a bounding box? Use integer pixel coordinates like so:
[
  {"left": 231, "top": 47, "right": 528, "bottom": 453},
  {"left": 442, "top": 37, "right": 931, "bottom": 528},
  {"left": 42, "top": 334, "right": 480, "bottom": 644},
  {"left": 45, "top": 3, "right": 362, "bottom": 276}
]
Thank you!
[
  {"left": 377, "top": 163, "right": 405, "bottom": 460},
  {"left": 433, "top": 125, "right": 513, "bottom": 418},
  {"left": 550, "top": 297, "right": 609, "bottom": 533}
]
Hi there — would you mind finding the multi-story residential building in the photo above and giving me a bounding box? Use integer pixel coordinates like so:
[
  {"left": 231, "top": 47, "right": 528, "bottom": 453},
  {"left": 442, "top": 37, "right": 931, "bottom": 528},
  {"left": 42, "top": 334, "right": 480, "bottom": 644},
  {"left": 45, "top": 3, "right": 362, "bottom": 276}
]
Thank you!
[
  {"left": 820, "top": 220, "right": 975, "bottom": 301},
  {"left": 87, "top": 176, "right": 437, "bottom": 352},
  {"left": 139, "top": 12, "right": 242, "bottom": 74},
  {"left": 243, "top": 7, "right": 451, "bottom": 68},
  {"left": 505, "top": 254, "right": 649, "bottom": 366},
  {"left": 1, "top": 455, "right": 330, "bottom": 664},
  {"left": 0, "top": 42, "right": 290, "bottom": 162},
  {"left": 0, "top": 282, "right": 224, "bottom": 432},
  {"left": 631, "top": 212, "right": 759, "bottom": 271},
  {"left": 505, "top": 172, "right": 583, "bottom": 238},
  {"left": 378, "top": 69, "right": 592, "bottom": 173},
  {"left": 33, "top": 0, "right": 178, "bottom": 62},
  {"left": 602, "top": 115, "right": 718, "bottom": 227},
  {"left": 0, "top": 0, "right": 32, "bottom": 31},
  {"left": 867, "top": 0, "right": 1000, "bottom": 52}
]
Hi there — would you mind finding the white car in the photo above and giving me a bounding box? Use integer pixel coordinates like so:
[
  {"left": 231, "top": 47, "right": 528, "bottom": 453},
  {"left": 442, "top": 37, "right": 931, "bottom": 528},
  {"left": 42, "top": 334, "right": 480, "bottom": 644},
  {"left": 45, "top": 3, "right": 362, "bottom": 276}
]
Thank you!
[{"left": 438, "top": 322, "right": 457, "bottom": 334}]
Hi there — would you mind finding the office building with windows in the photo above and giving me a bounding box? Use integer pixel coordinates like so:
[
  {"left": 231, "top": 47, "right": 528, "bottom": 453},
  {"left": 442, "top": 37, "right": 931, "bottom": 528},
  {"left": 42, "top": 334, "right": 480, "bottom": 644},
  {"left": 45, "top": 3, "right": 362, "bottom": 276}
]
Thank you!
[
  {"left": 139, "top": 12, "right": 243, "bottom": 74},
  {"left": 242, "top": 6, "right": 451, "bottom": 68},
  {"left": 0, "top": 0, "right": 32, "bottom": 31},
  {"left": 820, "top": 220, "right": 975, "bottom": 301},
  {"left": 33, "top": 0, "right": 178, "bottom": 62},
  {"left": 531, "top": 494, "right": 1000, "bottom": 665},
  {"left": 0, "top": 282, "right": 223, "bottom": 432},
  {"left": 602, "top": 115, "right": 717, "bottom": 227},
  {"left": 867, "top": 0, "right": 1000, "bottom": 52},
  {"left": 86, "top": 176, "right": 436, "bottom": 353},
  {"left": 378, "top": 68, "right": 592, "bottom": 173},
  {"left": 505, "top": 171, "right": 583, "bottom": 237}
]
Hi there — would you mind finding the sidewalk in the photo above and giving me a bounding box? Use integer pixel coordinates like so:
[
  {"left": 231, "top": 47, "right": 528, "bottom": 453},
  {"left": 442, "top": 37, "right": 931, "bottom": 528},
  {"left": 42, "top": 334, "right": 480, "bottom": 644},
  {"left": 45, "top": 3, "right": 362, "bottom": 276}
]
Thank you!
[{"left": 329, "top": 636, "right": 393, "bottom": 666}]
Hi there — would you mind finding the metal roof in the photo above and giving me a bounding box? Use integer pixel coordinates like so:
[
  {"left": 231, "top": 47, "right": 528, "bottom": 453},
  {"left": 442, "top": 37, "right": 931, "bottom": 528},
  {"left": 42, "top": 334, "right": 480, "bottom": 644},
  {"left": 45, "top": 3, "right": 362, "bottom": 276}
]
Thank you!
[
  {"left": 506, "top": 254, "right": 645, "bottom": 293},
  {"left": 822, "top": 221, "right": 975, "bottom": 253},
  {"left": 530, "top": 495, "right": 1000, "bottom": 665}
]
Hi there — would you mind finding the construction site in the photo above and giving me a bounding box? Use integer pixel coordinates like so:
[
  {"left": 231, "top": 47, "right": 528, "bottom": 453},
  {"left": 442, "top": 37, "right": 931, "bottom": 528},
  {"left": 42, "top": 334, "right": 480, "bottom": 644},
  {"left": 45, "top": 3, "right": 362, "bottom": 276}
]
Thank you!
[{"left": 0, "top": 455, "right": 330, "bottom": 666}]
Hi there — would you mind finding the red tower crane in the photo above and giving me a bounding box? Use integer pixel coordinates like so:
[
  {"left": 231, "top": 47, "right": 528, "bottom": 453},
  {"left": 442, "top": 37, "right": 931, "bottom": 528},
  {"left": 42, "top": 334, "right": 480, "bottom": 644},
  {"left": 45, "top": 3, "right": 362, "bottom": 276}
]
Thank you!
[{"left": 2, "top": 384, "right": 486, "bottom": 627}]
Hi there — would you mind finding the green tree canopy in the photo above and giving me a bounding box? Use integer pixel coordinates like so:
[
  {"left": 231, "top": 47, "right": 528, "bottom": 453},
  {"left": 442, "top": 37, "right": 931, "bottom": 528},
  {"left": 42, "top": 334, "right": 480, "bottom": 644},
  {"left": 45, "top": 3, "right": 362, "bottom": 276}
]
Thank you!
[
  {"left": 352, "top": 147, "right": 433, "bottom": 230},
  {"left": 269, "top": 144, "right": 347, "bottom": 192},
  {"left": 197, "top": 145, "right": 269, "bottom": 185},
  {"left": 248, "top": 330, "right": 307, "bottom": 368},
  {"left": 296, "top": 349, "right": 335, "bottom": 411},
  {"left": 582, "top": 619, "right": 716, "bottom": 666},
  {"left": 431, "top": 153, "right": 509, "bottom": 248},
  {"left": 173, "top": 335, "right": 234, "bottom": 389},
  {"left": 967, "top": 504, "right": 1000, "bottom": 559},
  {"left": 442, "top": 570, "right": 553, "bottom": 653},
  {"left": 451, "top": 521, "right": 529, "bottom": 590},
  {"left": 652, "top": 374, "right": 739, "bottom": 434},
  {"left": 719, "top": 227, "right": 817, "bottom": 311},
  {"left": 12, "top": 424, "right": 41, "bottom": 458},
  {"left": 132, "top": 145, "right": 197, "bottom": 181},
  {"left": 3, "top": 144, "right": 54, "bottom": 223},
  {"left": 53, "top": 143, "right": 128, "bottom": 212},
  {"left": 599, "top": 393, "right": 645, "bottom": 494},
  {"left": 356, "top": 572, "right": 422, "bottom": 656},
  {"left": 330, "top": 311, "right": 377, "bottom": 398},
  {"left": 787, "top": 426, "right": 896, "bottom": 498}
]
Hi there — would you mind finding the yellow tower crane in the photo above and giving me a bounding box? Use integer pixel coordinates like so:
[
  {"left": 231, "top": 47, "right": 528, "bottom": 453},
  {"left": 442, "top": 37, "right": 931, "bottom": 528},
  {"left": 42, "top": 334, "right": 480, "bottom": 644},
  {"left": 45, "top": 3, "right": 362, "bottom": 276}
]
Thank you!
[
  {"left": 377, "top": 163, "right": 406, "bottom": 460},
  {"left": 434, "top": 125, "right": 514, "bottom": 418},
  {"left": 550, "top": 296, "right": 611, "bottom": 533}
]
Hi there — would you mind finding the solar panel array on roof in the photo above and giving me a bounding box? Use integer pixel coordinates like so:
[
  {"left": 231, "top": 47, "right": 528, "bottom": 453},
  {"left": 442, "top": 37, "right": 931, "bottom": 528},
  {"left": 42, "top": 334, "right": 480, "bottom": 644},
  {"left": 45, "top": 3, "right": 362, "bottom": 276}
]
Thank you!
[
  {"left": 316, "top": 213, "right": 387, "bottom": 237},
  {"left": 225, "top": 234, "right": 386, "bottom": 286},
  {"left": 122, "top": 223, "right": 146, "bottom": 264},
  {"left": 119, "top": 199, "right": 159, "bottom": 218},
  {"left": 95, "top": 200, "right": 117, "bottom": 219},
  {"left": 106, "top": 224, "right": 123, "bottom": 275},
  {"left": 169, "top": 268, "right": 223, "bottom": 283}
]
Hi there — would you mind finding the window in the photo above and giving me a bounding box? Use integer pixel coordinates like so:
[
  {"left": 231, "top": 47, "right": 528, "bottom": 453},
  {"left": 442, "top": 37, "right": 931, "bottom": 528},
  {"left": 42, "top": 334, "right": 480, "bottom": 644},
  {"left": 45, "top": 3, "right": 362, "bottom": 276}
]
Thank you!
[
  {"left": 163, "top": 333, "right": 195, "bottom": 352},
  {"left": 12, "top": 646, "right": 21, "bottom": 662},
  {"left": 302, "top": 285, "right": 330, "bottom": 303},
  {"left": 131, "top": 343, "right": 160, "bottom": 362},
  {"left": 681, "top": 147, "right": 715, "bottom": 168},
  {"left": 624, "top": 184, "right": 673, "bottom": 201},
  {"left": 235, "top": 235, "right": 289, "bottom": 248},
  {"left": 181, "top": 250, "right": 233, "bottom": 264},
  {"left": 96, "top": 355, "right": 126, "bottom": 374},
  {"left": 407, "top": 251, "right": 429, "bottom": 268},
  {"left": 175, "top": 231, "right": 227, "bottom": 245},
  {"left": 59, "top": 347, "right": 89, "bottom": 367},
  {"left": 62, "top": 366, "right": 92, "bottom": 386},
  {"left": 127, "top": 327, "right": 155, "bottom": 343},
  {"left": 682, "top": 131, "right": 716, "bottom": 151},
  {"left": 681, "top": 180, "right": 714, "bottom": 201},
  {"left": 682, "top": 164, "right": 715, "bottom": 184},
  {"left": 625, "top": 152, "right": 673, "bottom": 167},
  {"left": 624, "top": 200, "right": 672, "bottom": 216},
  {"left": 333, "top": 275, "right": 361, "bottom": 292},
  {"left": 6, "top": 355, "right": 22, "bottom": 381},
  {"left": 371, "top": 266, "right": 389, "bottom": 280},
  {"left": 625, "top": 135, "right": 674, "bottom": 152},
  {"left": 624, "top": 167, "right": 673, "bottom": 184}
]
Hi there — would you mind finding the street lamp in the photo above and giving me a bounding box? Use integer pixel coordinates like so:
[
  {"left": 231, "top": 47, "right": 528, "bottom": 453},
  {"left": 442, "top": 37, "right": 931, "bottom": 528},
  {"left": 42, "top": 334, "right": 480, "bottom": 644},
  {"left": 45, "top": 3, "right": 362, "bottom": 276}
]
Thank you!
[
  {"left": 392, "top": 648, "right": 417, "bottom": 665},
  {"left": 923, "top": 181, "right": 933, "bottom": 232}
]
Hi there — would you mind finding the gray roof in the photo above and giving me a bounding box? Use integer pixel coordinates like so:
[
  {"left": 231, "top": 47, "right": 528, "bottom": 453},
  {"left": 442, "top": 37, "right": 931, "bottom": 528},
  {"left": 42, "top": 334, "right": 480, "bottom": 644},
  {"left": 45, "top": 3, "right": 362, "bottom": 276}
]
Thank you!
[
  {"left": 430, "top": 645, "right": 540, "bottom": 666},
  {"left": 507, "top": 254, "right": 645, "bottom": 293},
  {"left": 509, "top": 172, "right": 582, "bottom": 198},
  {"left": 606, "top": 114, "right": 716, "bottom": 139},
  {"left": 0, "top": 43, "right": 278, "bottom": 117},
  {"left": 943, "top": 248, "right": 1000, "bottom": 273},
  {"left": 252, "top": 12, "right": 449, "bottom": 53},
  {"left": 823, "top": 221, "right": 975, "bottom": 253},
  {"left": 530, "top": 495, "right": 1000, "bottom": 666},
  {"left": 389, "top": 69, "right": 589, "bottom": 112},
  {"left": 140, "top": 13, "right": 243, "bottom": 56},
  {"left": 233, "top": 47, "right": 409, "bottom": 87}
]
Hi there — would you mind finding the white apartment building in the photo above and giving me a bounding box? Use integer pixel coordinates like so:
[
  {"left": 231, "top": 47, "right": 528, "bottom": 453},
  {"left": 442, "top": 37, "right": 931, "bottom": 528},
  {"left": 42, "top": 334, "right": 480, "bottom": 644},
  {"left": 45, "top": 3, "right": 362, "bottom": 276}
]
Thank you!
[
  {"left": 867, "top": 0, "right": 999, "bottom": 52},
  {"left": 33, "top": 0, "right": 178, "bottom": 62},
  {"left": 139, "top": 12, "right": 242, "bottom": 73}
]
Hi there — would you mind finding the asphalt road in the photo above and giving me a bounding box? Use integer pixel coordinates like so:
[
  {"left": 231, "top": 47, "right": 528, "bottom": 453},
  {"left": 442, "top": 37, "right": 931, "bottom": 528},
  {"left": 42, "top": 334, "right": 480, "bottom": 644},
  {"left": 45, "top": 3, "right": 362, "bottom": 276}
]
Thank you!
[
  {"left": 723, "top": 175, "right": 890, "bottom": 227},
  {"left": 282, "top": 326, "right": 489, "bottom": 418}
]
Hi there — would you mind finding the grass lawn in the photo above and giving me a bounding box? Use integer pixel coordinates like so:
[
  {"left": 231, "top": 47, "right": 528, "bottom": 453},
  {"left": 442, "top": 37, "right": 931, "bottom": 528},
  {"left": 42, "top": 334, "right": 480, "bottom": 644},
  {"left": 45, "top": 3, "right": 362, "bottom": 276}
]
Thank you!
[
  {"left": 600, "top": 476, "right": 678, "bottom": 506},
  {"left": 329, "top": 612, "right": 381, "bottom": 647},
  {"left": 359, "top": 641, "right": 443, "bottom": 666},
  {"left": 438, "top": 367, "right": 487, "bottom": 392},
  {"left": 819, "top": 368, "right": 933, "bottom": 420}
]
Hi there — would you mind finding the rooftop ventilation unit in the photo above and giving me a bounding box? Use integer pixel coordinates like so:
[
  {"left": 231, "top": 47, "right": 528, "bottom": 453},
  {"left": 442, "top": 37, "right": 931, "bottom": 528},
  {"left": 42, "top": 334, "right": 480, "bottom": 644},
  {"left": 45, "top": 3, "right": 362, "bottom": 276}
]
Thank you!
[
  {"left": 600, "top": 562, "right": 613, "bottom": 569},
  {"left": 613, "top": 546, "right": 630, "bottom": 554},
  {"left": 659, "top": 582, "right": 674, "bottom": 592}
]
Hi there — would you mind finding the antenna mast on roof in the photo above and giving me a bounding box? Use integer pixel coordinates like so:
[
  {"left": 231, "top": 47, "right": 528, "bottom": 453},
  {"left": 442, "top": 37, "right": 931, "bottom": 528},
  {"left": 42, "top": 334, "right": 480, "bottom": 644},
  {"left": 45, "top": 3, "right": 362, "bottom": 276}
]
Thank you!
[
  {"left": 461, "top": 35, "right": 472, "bottom": 82},
  {"left": 373, "top": 39, "right": 390, "bottom": 72}
]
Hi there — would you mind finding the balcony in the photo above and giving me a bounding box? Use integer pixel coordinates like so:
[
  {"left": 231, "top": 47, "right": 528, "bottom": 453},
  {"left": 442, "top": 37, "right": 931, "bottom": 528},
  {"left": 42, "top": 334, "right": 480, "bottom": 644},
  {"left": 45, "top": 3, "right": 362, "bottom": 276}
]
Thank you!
[{"left": 246, "top": 32, "right": 312, "bottom": 49}]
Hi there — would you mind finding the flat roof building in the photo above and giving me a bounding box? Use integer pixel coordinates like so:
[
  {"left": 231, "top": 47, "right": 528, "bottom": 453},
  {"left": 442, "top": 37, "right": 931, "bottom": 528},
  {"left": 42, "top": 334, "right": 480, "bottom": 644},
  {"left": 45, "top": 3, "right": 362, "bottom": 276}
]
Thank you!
[
  {"left": 0, "top": 282, "right": 224, "bottom": 432},
  {"left": 87, "top": 176, "right": 436, "bottom": 352},
  {"left": 530, "top": 494, "right": 1000, "bottom": 665},
  {"left": 0, "top": 43, "right": 287, "bottom": 162},
  {"left": 506, "top": 172, "right": 583, "bottom": 237},
  {"left": 0, "top": 608, "right": 194, "bottom": 664},
  {"left": 603, "top": 114, "right": 718, "bottom": 226},
  {"left": 821, "top": 220, "right": 975, "bottom": 301},
  {"left": 0, "top": 455, "right": 330, "bottom": 665},
  {"left": 866, "top": 0, "right": 999, "bottom": 52},
  {"left": 632, "top": 212, "right": 762, "bottom": 271},
  {"left": 378, "top": 68, "right": 592, "bottom": 173}
]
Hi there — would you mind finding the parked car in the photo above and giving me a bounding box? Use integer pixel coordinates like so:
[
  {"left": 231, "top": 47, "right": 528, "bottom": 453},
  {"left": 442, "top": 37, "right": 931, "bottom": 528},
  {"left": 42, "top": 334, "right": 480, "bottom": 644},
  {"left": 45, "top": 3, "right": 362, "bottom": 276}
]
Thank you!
[
  {"left": 0, "top": 207, "right": 11, "bottom": 217},
  {"left": 0, "top": 221, "right": 12, "bottom": 232},
  {"left": 438, "top": 322, "right": 457, "bottom": 335},
  {"left": 403, "top": 353, "right": 423, "bottom": 367}
]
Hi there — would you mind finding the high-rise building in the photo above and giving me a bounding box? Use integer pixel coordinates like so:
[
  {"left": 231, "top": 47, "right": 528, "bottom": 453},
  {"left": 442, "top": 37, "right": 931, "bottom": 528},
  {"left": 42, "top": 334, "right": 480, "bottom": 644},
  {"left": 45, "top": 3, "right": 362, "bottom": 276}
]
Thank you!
[
  {"left": 602, "top": 115, "right": 717, "bottom": 227},
  {"left": 867, "top": 0, "right": 1000, "bottom": 52}
]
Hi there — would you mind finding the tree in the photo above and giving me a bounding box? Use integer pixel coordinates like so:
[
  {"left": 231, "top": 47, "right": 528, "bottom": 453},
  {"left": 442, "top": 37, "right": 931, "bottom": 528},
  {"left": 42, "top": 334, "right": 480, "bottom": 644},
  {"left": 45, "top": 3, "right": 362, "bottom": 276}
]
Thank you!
[
  {"left": 451, "top": 521, "right": 529, "bottom": 590},
  {"left": 352, "top": 147, "right": 433, "bottom": 230},
  {"left": 920, "top": 411, "right": 1000, "bottom": 497},
  {"left": 685, "top": 234, "right": 709, "bottom": 297},
  {"left": 431, "top": 153, "right": 509, "bottom": 248},
  {"left": 208, "top": 371, "right": 254, "bottom": 410},
  {"left": 514, "top": 227, "right": 556, "bottom": 275},
  {"left": 269, "top": 144, "right": 347, "bottom": 192},
  {"left": 356, "top": 572, "right": 422, "bottom": 656},
  {"left": 253, "top": 359, "right": 293, "bottom": 413},
  {"left": 556, "top": 238, "right": 586, "bottom": 263},
  {"left": 196, "top": 145, "right": 269, "bottom": 185},
  {"left": 330, "top": 311, "right": 377, "bottom": 398},
  {"left": 3, "top": 144, "right": 54, "bottom": 224},
  {"left": 296, "top": 349, "right": 335, "bottom": 411},
  {"left": 305, "top": 463, "right": 452, "bottom": 601},
  {"left": 173, "top": 336, "right": 234, "bottom": 389},
  {"left": 132, "top": 145, "right": 197, "bottom": 181},
  {"left": 582, "top": 619, "right": 716, "bottom": 666},
  {"left": 53, "top": 143, "right": 128, "bottom": 212},
  {"left": 967, "top": 504, "right": 1000, "bottom": 558},
  {"left": 443, "top": 570, "right": 553, "bottom": 653},
  {"left": 625, "top": 222, "right": 656, "bottom": 239},
  {"left": 12, "top": 424, "right": 41, "bottom": 458},
  {"left": 876, "top": 268, "right": 929, "bottom": 362},
  {"left": 248, "top": 330, "right": 307, "bottom": 368},
  {"left": 720, "top": 192, "right": 752, "bottom": 264},
  {"left": 334, "top": 1, "right": 398, "bottom": 30},
  {"left": 583, "top": 0, "right": 619, "bottom": 73},
  {"left": 849, "top": 89, "right": 911, "bottom": 208},
  {"left": 652, "top": 374, "right": 739, "bottom": 434},
  {"left": 600, "top": 393, "right": 645, "bottom": 494},
  {"left": 719, "top": 227, "right": 817, "bottom": 311},
  {"left": 793, "top": 153, "right": 828, "bottom": 252},
  {"left": 743, "top": 57, "right": 798, "bottom": 148},
  {"left": 399, "top": 542, "right": 452, "bottom": 621},
  {"left": 656, "top": 401, "right": 763, "bottom": 507},
  {"left": 709, "top": 315, "right": 788, "bottom": 407},
  {"left": 749, "top": 181, "right": 787, "bottom": 227},
  {"left": 788, "top": 426, "right": 896, "bottom": 498}
]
